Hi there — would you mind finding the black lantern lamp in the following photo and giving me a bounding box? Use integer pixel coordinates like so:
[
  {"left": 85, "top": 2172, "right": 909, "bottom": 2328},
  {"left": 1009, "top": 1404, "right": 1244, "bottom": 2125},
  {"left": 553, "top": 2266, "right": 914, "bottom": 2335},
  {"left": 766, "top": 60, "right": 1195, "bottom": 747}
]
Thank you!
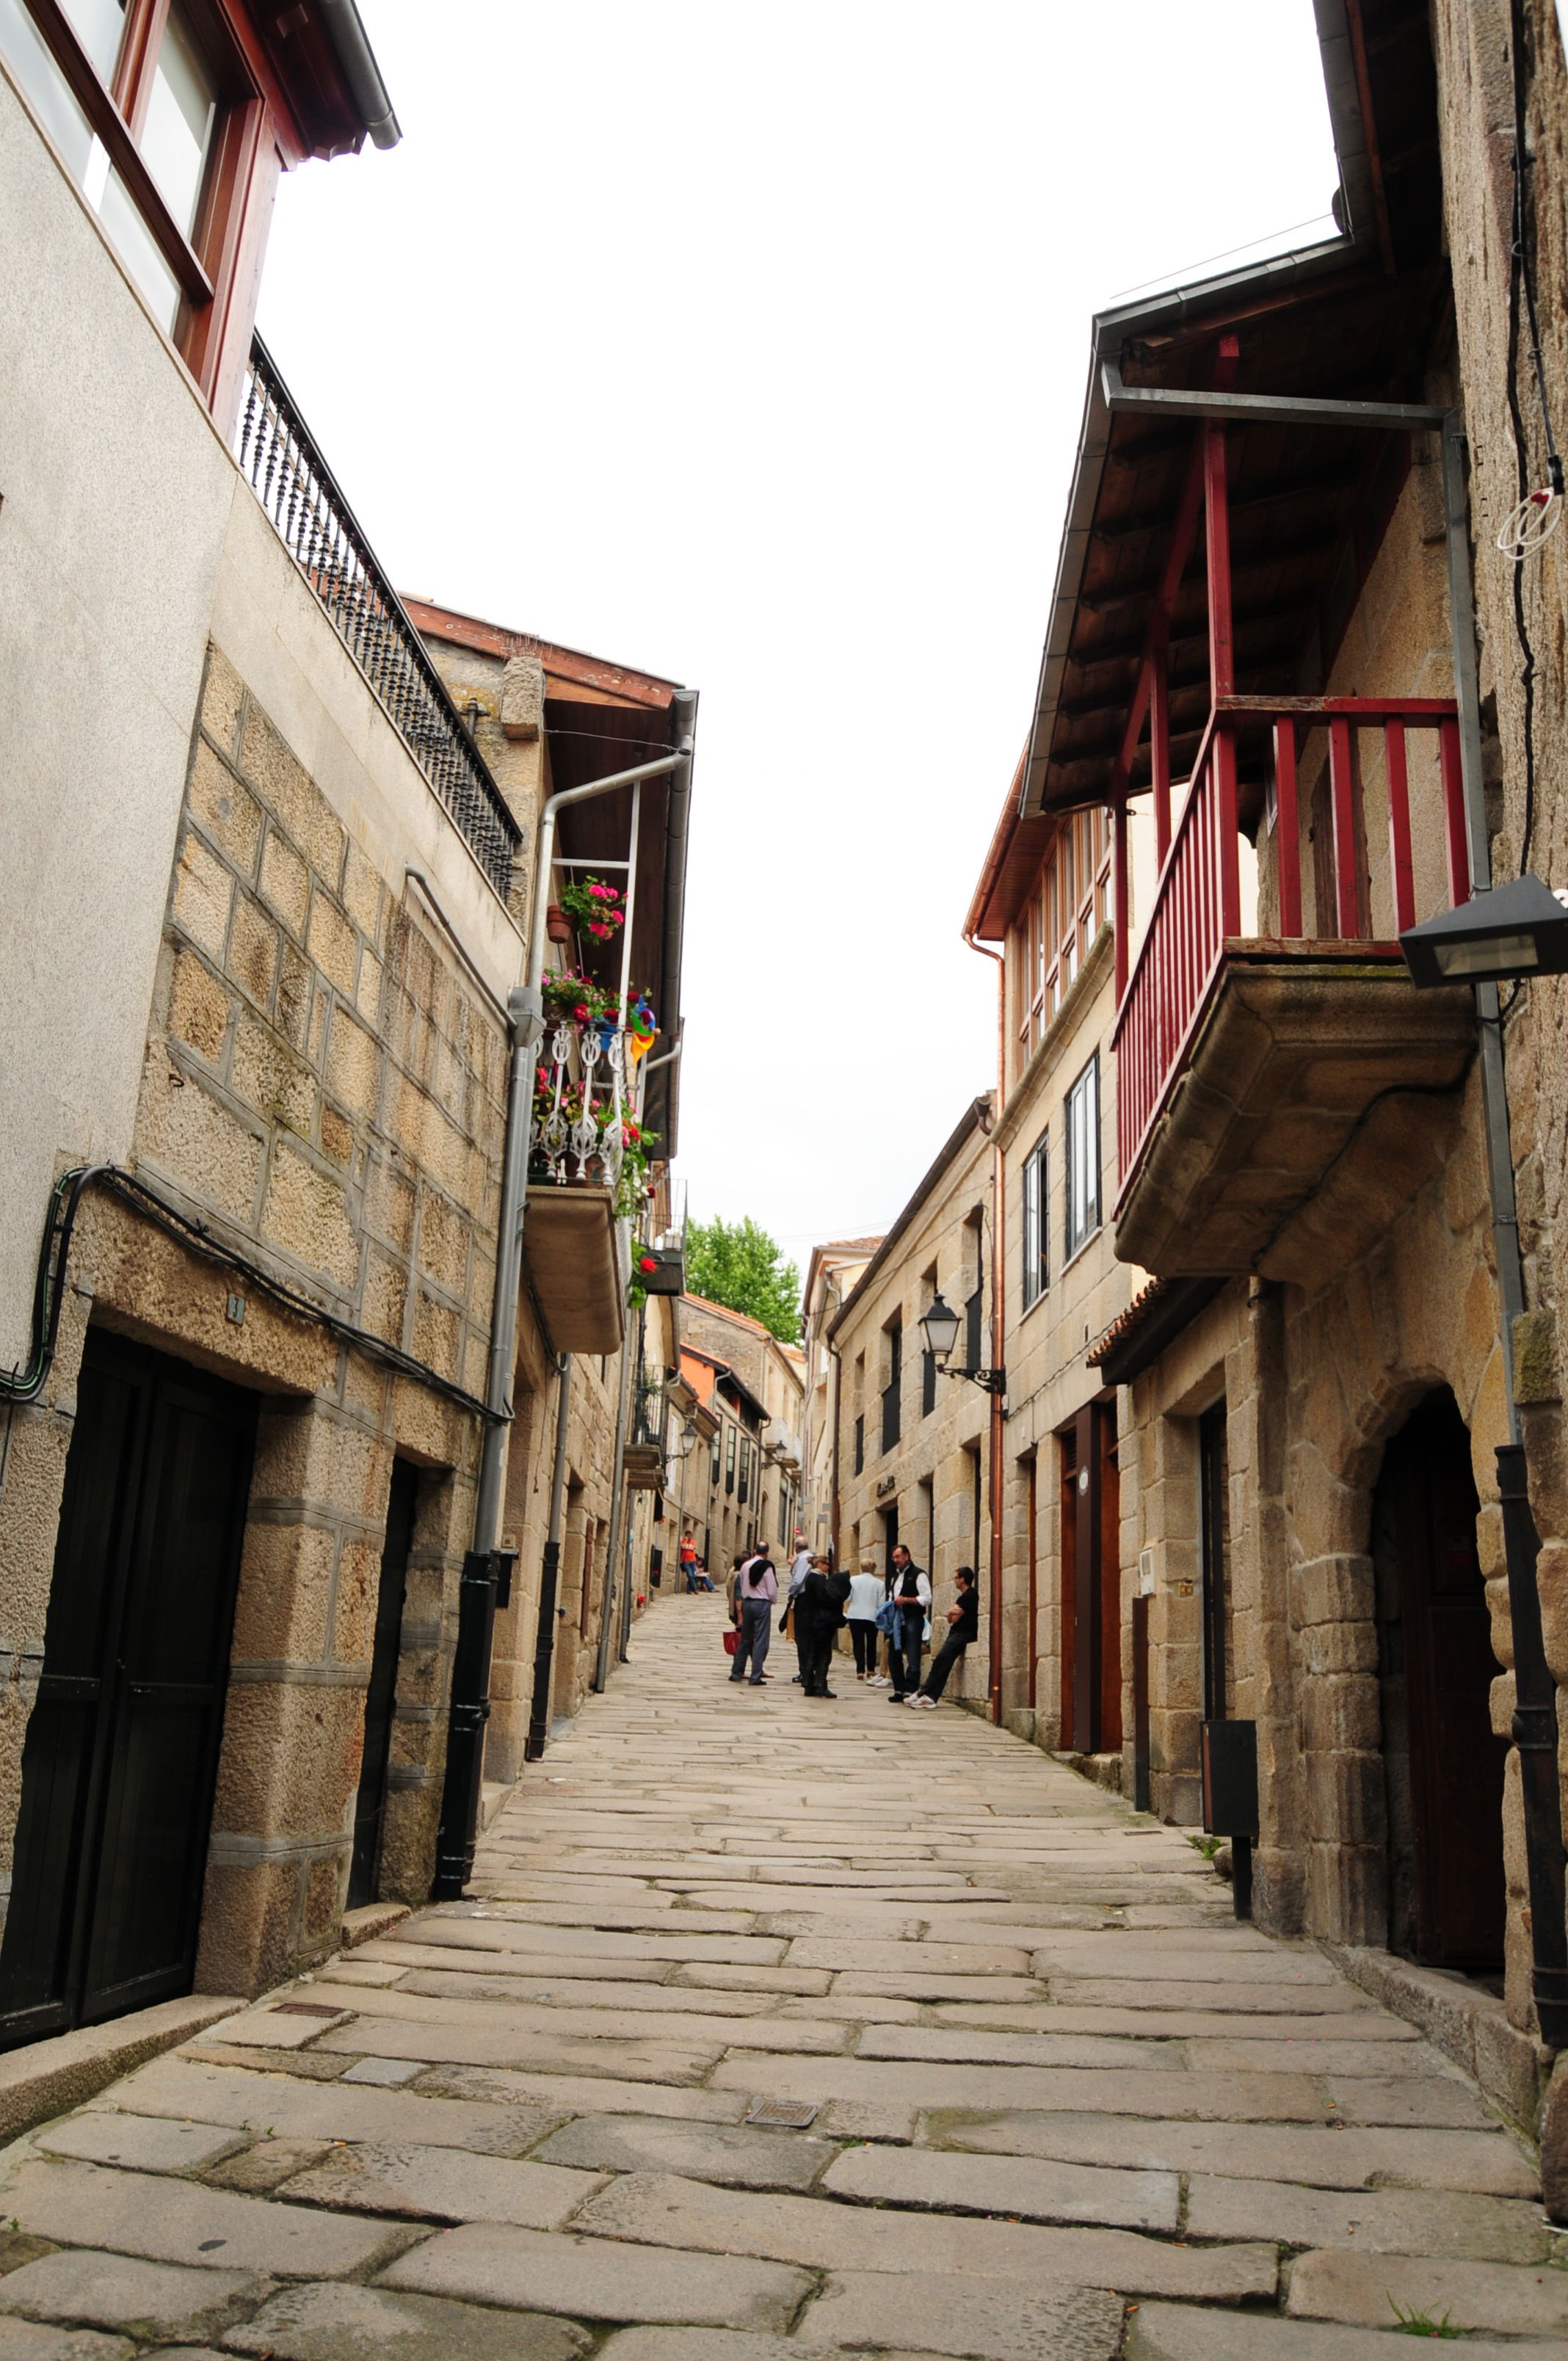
[
  {"left": 918, "top": 1290, "right": 1004, "bottom": 1398},
  {"left": 918, "top": 1291, "right": 961, "bottom": 1362},
  {"left": 1400, "top": 874, "right": 1568, "bottom": 989}
]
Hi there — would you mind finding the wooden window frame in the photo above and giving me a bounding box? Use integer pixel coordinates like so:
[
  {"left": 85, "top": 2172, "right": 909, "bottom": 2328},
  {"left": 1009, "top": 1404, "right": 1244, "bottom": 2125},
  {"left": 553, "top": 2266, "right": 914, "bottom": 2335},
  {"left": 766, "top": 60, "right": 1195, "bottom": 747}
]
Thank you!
[{"left": 15, "top": 0, "right": 288, "bottom": 417}]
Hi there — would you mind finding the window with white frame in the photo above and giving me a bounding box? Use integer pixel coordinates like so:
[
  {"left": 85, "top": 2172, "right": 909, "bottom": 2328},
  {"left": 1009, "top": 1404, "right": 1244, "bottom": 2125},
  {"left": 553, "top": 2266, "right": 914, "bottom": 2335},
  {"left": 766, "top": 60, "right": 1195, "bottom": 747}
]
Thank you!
[
  {"left": 1064, "top": 1054, "right": 1100, "bottom": 1261},
  {"left": 1021, "top": 1133, "right": 1049, "bottom": 1308}
]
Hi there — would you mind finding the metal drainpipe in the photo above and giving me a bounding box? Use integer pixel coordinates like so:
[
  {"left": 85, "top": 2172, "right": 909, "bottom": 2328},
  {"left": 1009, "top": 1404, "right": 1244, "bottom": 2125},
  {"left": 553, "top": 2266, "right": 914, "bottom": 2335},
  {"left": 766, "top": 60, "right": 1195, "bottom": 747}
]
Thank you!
[
  {"left": 592, "top": 1327, "right": 637, "bottom": 1694},
  {"left": 616, "top": 1296, "right": 649, "bottom": 1662},
  {"left": 526, "top": 1356, "right": 574, "bottom": 1761},
  {"left": 965, "top": 929, "right": 1008, "bottom": 1723},
  {"left": 433, "top": 732, "right": 693, "bottom": 1877},
  {"left": 430, "top": 978, "right": 540, "bottom": 1900},
  {"left": 1440, "top": 414, "right": 1568, "bottom": 2049}
]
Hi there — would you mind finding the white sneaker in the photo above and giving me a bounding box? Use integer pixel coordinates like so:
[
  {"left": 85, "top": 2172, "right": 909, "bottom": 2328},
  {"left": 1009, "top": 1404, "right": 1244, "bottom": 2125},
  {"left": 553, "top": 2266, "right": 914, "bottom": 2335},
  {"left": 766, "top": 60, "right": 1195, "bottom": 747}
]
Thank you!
[
  {"left": 910, "top": 1694, "right": 937, "bottom": 1709},
  {"left": 868, "top": 1675, "right": 890, "bottom": 1688}
]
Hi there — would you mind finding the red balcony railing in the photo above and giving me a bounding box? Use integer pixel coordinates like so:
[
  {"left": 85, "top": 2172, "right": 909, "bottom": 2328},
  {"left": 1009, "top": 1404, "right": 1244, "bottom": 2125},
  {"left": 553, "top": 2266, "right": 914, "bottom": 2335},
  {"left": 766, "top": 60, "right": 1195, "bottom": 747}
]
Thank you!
[{"left": 1112, "top": 694, "right": 1467, "bottom": 1190}]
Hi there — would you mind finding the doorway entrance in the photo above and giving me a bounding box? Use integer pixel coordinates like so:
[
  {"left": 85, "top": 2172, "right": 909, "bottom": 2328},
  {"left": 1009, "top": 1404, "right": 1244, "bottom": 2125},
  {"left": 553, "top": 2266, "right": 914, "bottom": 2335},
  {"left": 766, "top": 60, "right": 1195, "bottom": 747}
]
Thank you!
[
  {"left": 1059, "top": 1401, "right": 1120, "bottom": 1753},
  {"left": 1373, "top": 1389, "right": 1506, "bottom": 1970},
  {"left": 0, "top": 1331, "right": 255, "bottom": 2047},
  {"left": 349, "top": 1457, "right": 417, "bottom": 1910}
]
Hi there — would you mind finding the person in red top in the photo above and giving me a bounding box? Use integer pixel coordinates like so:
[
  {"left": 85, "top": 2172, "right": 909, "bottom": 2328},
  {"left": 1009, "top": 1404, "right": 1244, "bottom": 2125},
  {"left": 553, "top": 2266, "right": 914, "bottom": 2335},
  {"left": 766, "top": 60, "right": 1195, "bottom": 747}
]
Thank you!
[{"left": 680, "top": 1531, "right": 699, "bottom": 1593}]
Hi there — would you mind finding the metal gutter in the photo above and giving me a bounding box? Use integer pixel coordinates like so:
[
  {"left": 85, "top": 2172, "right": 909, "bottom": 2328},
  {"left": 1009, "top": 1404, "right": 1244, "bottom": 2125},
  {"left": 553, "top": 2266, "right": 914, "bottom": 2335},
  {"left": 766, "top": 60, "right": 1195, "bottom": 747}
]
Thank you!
[
  {"left": 316, "top": 0, "right": 402, "bottom": 148},
  {"left": 647, "top": 691, "right": 698, "bottom": 1157}
]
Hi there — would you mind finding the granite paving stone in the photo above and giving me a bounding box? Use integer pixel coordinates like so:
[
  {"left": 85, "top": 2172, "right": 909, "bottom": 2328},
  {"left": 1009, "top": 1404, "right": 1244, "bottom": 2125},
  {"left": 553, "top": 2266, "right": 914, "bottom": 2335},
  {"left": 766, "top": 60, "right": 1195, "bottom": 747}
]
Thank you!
[
  {"left": 794, "top": 2268, "right": 1125, "bottom": 2361},
  {"left": 275, "top": 2142, "right": 605, "bottom": 2225},
  {"left": 379, "top": 2224, "right": 813, "bottom": 2329},
  {"left": 822, "top": 2138, "right": 1180, "bottom": 2230},
  {"left": 0, "top": 2321, "right": 131, "bottom": 2360},
  {"left": 221, "top": 2278, "right": 591, "bottom": 2357},
  {"left": 14, "top": 1592, "right": 1546, "bottom": 2356},
  {"left": 0, "top": 2161, "right": 404, "bottom": 2279},
  {"left": 106, "top": 2058, "right": 563, "bottom": 2154},
  {"left": 927, "top": 2109, "right": 1540, "bottom": 2194},
  {"left": 532, "top": 2112, "right": 838, "bottom": 2190},
  {"left": 1184, "top": 2172, "right": 1550, "bottom": 2260},
  {"left": 1125, "top": 2300, "right": 1568, "bottom": 2361},
  {"left": 1286, "top": 2247, "right": 1568, "bottom": 2334},
  {"left": 568, "top": 2168, "right": 1277, "bottom": 2298},
  {"left": 35, "top": 2114, "right": 250, "bottom": 2174},
  {"left": 0, "top": 2250, "right": 269, "bottom": 2343}
]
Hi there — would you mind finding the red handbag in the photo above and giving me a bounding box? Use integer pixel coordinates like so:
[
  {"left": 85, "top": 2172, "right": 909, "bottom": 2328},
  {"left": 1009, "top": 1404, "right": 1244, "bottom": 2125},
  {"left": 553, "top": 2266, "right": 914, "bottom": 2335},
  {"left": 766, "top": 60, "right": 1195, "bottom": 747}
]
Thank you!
[{"left": 722, "top": 1628, "right": 739, "bottom": 1656}]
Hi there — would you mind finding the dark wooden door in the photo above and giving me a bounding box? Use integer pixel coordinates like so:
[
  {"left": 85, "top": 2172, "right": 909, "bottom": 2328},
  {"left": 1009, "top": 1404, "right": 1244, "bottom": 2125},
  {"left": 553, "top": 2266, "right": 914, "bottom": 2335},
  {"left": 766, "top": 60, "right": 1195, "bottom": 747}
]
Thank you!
[
  {"left": 0, "top": 1332, "right": 255, "bottom": 2046},
  {"left": 1380, "top": 1392, "right": 1506, "bottom": 1969},
  {"left": 349, "top": 1459, "right": 416, "bottom": 1910},
  {"left": 1061, "top": 1403, "right": 1120, "bottom": 1752}
]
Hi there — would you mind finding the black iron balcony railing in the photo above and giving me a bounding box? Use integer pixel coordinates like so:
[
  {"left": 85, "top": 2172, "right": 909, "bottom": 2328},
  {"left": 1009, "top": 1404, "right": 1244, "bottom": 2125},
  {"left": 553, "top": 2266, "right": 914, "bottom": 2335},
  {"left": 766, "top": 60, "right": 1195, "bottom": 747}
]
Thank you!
[{"left": 236, "top": 339, "right": 521, "bottom": 900}]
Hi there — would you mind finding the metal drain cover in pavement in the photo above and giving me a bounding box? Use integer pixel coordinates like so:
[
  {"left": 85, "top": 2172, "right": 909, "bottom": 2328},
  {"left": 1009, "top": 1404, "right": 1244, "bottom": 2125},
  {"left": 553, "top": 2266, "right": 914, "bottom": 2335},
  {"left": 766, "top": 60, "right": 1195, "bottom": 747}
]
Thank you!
[{"left": 745, "top": 2099, "right": 820, "bottom": 2128}]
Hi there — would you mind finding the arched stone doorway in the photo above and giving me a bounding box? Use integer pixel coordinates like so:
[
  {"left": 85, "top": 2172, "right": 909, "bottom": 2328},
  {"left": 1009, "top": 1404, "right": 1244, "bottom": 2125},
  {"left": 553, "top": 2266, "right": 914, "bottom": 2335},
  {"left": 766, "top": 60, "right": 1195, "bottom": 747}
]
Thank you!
[{"left": 1371, "top": 1389, "right": 1506, "bottom": 1971}]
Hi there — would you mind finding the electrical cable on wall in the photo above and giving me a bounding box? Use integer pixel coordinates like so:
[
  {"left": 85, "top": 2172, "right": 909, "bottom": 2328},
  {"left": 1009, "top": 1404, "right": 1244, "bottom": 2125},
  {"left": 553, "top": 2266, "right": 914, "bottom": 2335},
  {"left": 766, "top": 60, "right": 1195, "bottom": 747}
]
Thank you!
[{"left": 0, "top": 1163, "right": 499, "bottom": 1422}]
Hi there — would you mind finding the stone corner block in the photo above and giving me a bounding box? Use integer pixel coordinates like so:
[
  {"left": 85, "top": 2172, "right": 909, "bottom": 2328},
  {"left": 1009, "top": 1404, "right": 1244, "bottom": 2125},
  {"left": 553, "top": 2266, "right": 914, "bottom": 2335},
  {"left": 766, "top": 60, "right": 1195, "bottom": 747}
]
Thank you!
[{"left": 0, "top": 1996, "right": 246, "bottom": 2144}]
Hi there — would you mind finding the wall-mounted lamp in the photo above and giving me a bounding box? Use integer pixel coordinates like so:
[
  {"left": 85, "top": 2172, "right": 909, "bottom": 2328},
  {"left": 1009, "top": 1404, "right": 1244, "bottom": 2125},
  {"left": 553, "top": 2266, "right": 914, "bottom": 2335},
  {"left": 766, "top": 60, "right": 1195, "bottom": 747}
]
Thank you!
[
  {"left": 918, "top": 1291, "right": 1005, "bottom": 1398},
  {"left": 1399, "top": 874, "right": 1568, "bottom": 988}
]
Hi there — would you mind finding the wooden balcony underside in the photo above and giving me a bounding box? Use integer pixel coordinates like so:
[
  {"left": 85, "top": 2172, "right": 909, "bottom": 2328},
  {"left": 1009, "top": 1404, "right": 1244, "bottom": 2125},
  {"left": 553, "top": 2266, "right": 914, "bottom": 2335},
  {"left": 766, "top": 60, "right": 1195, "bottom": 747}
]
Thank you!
[
  {"left": 523, "top": 1186, "right": 627, "bottom": 1355},
  {"left": 1114, "top": 947, "right": 1475, "bottom": 1281}
]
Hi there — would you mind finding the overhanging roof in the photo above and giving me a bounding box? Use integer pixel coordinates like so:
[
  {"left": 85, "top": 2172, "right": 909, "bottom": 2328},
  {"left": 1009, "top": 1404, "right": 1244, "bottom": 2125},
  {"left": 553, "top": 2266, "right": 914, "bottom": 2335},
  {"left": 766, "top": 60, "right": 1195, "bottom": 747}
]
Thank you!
[
  {"left": 408, "top": 598, "right": 697, "bottom": 1157},
  {"left": 1003, "top": 0, "right": 1442, "bottom": 891}
]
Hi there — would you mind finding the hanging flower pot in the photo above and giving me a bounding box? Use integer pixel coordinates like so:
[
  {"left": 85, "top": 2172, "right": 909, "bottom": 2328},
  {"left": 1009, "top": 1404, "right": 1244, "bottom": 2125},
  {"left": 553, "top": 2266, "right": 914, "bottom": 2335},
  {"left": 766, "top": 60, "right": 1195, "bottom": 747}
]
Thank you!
[{"left": 545, "top": 904, "right": 573, "bottom": 945}]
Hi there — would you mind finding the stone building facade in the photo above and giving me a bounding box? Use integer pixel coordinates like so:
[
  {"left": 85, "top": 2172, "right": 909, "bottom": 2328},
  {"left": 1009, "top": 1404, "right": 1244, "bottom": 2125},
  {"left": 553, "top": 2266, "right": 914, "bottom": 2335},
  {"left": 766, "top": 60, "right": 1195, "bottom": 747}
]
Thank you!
[
  {"left": 0, "top": 4, "right": 697, "bottom": 2059},
  {"left": 965, "top": 0, "right": 1568, "bottom": 2151},
  {"left": 962, "top": 848, "right": 1137, "bottom": 1751},
  {"left": 830, "top": 1103, "right": 994, "bottom": 1702},
  {"left": 799, "top": 1239, "right": 882, "bottom": 1562},
  {"left": 674, "top": 1297, "right": 805, "bottom": 1574}
]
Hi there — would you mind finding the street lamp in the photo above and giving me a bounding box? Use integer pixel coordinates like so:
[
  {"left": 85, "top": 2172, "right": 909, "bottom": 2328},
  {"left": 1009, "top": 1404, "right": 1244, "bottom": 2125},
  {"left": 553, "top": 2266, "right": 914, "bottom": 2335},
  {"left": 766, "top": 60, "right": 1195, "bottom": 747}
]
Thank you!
[
  {"left": 1398, "top": 874, "right": 1568, "bottom": 987},
  {"left": 672, "top": 1415, "right": 699, "bottom": 1460},
  {"left": 1398, "top": 876, "right": 1568, "bottom": 2050},
  {"left": 918, "top": 1291, "right": 1005, "bottom": 1399}
]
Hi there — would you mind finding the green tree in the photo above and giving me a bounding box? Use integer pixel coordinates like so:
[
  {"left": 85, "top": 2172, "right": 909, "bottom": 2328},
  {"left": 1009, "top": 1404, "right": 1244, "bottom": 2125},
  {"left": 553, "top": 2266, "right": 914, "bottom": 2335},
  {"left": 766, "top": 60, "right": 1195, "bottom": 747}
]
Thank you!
[{"left": 686, "top": 1216, "right": 802, "bottom": 1343}]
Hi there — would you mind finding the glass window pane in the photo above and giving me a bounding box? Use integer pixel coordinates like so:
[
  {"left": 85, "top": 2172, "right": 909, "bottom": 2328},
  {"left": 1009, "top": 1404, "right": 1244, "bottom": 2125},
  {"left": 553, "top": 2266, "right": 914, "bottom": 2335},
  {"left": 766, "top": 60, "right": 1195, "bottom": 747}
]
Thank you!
[
  {"left": 98, "top": 165, "right": 180, "bottom": 328},
  {"left": 59, "top": 0, "right": 125, "bottom": 81},
  {"left": 139, "top": 1, "right": 214, "bottom": 236},
  {"left": 0, "top": 0, "right": 95, "bottom": 178}
]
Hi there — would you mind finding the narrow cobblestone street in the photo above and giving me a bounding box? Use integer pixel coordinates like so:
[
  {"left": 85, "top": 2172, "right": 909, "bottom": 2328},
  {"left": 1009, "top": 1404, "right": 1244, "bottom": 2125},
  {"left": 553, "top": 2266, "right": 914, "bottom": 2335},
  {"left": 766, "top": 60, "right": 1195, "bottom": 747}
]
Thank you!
[{"left": 0, "top": 1592, "right": 1561, "bottom": 2360}]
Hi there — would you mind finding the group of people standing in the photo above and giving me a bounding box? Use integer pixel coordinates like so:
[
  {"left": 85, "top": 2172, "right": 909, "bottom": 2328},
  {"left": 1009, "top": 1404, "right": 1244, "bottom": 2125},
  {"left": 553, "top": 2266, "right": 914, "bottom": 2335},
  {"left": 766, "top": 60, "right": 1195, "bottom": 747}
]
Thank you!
[{"left": 725, "top": 1539, "right": 978, "bottom": 1708}]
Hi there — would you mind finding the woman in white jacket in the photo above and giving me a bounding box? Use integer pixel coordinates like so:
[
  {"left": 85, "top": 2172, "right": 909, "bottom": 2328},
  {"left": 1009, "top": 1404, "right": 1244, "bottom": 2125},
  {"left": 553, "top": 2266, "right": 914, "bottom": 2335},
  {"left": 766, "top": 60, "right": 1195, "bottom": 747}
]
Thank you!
[
  {"left": 886, "top": 1545, "right": 932, "bottom": 1700},
  {"left": 845, "top": 1555, "right": 885, "bottom": 1683}
]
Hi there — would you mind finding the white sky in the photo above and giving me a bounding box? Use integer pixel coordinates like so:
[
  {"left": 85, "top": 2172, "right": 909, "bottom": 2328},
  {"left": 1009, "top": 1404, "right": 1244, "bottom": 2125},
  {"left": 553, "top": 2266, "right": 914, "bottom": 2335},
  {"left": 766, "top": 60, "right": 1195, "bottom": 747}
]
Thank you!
[{"left": 258, "top": 1, "right": 1337, "bottom": 1282}]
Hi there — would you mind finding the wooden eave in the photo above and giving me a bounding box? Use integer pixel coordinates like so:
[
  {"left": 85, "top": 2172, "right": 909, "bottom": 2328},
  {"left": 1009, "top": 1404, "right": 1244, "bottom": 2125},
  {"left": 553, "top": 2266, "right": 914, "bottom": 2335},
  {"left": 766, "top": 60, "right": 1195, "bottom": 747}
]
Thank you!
[{"left": 1020, "top": 0, "right": 1445, "bottom": 824}]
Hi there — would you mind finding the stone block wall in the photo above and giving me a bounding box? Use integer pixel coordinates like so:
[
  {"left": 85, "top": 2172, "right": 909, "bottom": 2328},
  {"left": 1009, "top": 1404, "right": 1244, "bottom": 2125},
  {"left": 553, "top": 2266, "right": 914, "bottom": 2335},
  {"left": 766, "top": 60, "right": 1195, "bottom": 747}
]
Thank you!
[{"left": 0, "top": 643, "right": 511, "bottom": 1996}]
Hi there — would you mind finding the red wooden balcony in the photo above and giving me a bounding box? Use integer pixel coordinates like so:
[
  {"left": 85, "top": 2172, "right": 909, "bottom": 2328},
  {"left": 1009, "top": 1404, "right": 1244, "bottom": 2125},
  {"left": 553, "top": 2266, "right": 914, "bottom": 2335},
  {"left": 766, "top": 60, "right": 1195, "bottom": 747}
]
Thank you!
[{"left": 1111, "top": 694, "right": 1478, "bottom": 1279}]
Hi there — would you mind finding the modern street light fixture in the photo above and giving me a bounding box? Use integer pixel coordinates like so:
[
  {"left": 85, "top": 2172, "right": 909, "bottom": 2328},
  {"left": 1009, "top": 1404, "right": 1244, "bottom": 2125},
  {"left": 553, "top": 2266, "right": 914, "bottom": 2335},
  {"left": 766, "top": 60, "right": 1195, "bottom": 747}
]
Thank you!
[
  {"left": 919, "top": 1291, "right": 1006, "bottom": 1399},
  {"left": 1399, "top": 875, "right": 1568, "bottom": 2049},
  {"left": 1398, "top": 873, "right": 1568, "bottom": 987}
]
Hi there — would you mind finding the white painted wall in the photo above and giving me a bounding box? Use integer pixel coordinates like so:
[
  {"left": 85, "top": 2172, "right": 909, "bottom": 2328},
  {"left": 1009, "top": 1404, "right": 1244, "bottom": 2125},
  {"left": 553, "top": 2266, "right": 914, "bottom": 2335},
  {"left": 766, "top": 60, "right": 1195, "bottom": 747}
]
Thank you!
[{"left": 0, "top": 55, "right": 523, "bottom": 1366}]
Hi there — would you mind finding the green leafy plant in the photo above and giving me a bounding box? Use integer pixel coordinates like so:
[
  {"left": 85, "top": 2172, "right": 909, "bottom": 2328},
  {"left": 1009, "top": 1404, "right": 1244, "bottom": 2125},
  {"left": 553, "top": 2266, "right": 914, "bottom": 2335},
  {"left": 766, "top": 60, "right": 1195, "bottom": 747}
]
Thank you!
[
  {"left": 541, "top": 970, "right": 624, "bottom": 1025},
  {"left": 686, "top": 1215, "right": 802, "bottom": 1341},
  {"left": 559, "top": 875, "right": 625, "bottom": 942},
  {"left": 1387, "top": 2297, "right": 1459, "bottom": 2338},
  {"left": 1186, "top": 1833, "right": 1222, "bottom": 1862}
]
